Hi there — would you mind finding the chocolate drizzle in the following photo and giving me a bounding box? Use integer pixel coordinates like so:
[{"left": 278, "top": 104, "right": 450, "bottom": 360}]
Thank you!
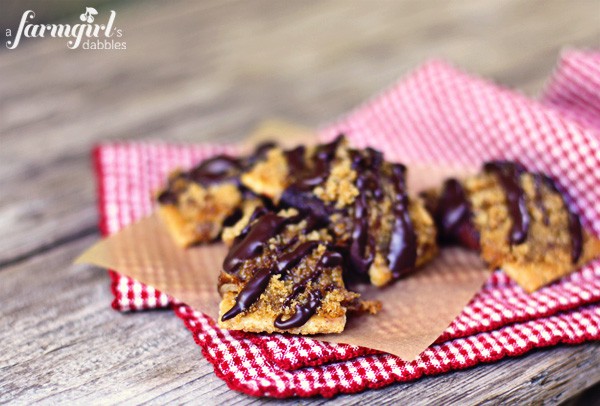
[
  {"left": 248, "top": 141, "right": 277, "bottom": 165},
  {"left": 354, "top": 148, "right": 384, "bottom": 201},
  {"left": 156, "top": 188, "right": 179, "bottom": 205},
  {"left": 190, "top": 155, "right": 243, "bottom": 185},
  {"left": 535, "top": 174, "right": 583, "bottom": 263},
  {"left": 287, "top": 135, "right": 343, "bottom": 192},
  {"left": 221, "top": 267, "right": 272, "bottom": 321},
  {"left": 387, "top": 164, "right": 417, "bottom": 277},
  {"left": 296, "top": 160, "right": 330, "bottom": 190},
  {"left": 156, "top": 154, "right": 243, "bottom": 204},
  {"left": 284, "top": 146, "right": 307, "bottom": 174},
  {"left": 157, "top": 142, "right": 277, "bottom": 206},
  {"left": 568, "top": 212, "right": 583, "bottom": 263},
  {"left": 277, "top": 241, "right": 319, "bottom": 274},
  {"left": 221, "top": 211, "right": 307, "bottom": 321},
  {"left": 221, "top": 233, "right": 344, "bottom": 328},
  {"left": 532, "top": 174, "right": 550, "bottom": 226},
  {"left": 282, "top": 251, "right": 341, "bottom": 308},
  {"left": 157, "top": 155, "right": 247, "bottom": 206},
  {"left": 346, "top": 149, "right": 380, "bottom": 276},
  {"left": 348, "top": 192, "right": 375, "bottom": 276},
  {"left": 223, "top": 212, "right": 298, "bottom": 274},
  {"left": 483, "top": 161, "right": 530, "bottom": 245},
  {"left": 279, "top": 136, "right": 344, "bottom": 220},
  {"left": 220, "top": 206, "right": 342, "bottom": 326},
  {"left": 274, "top": 251, "right": 342, "bottom": 329},
  {"left": 436, "top": 179, "right": 481, "bottom": 250},
  {"left": 273, "top": 290, "right": 324, "bottom": 330},
  {"left": 440, "top": 161, "right": 582, "bottom": 263},
  {"left": 346, "top": 150, "right": 417, "bottom": 279},
  {"left": 280, "top": 186, "right": 331, "bottom": 223}
]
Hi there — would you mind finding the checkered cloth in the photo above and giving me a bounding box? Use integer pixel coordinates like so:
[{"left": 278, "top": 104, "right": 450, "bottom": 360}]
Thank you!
[{"left": 94, "top": 50, "right": 600, "bottom": 398}]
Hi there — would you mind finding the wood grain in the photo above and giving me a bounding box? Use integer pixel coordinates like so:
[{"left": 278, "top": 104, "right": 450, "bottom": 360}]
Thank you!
[
  {"left": 2, "top": 235, "right": 599, "bottom": 404},
  {"left": 1, "top": 0, "right": 599, "bottom": 403}
]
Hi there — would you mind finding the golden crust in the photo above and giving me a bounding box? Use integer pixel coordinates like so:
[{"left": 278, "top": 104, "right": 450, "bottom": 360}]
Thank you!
[
  {"left": 158, "top": 137, "right": 442, "bottom": 334},
  {"left": 313, "top": 145, "right": 359, "bottom": 208},
  {"left": 368, "top": 253, "right": 393, "bottom": 287},
  {"left": 239, "top": 139, "right": 440, "bottom": 285},
  {"left": 217, "top": 214, "right": 366, "bottom": 335},
  {"left": 412, "top": 198, "right": 439, "bottom": 268},
  {"left": 157, "top": 182, "right": 242, "bottom": 247},
  {"left": 221, "top": 199, "right": 263, "bottom": 246},
  {"left": 502, "top": 231, "right": 600, "bottom": 292},
  {"left": 158, "top": 205, "right": 201, "bottom": 248},
  {"left": 460, "top": 171, "right": 600, "bottom": 291},
  {"left": 218, "top": 291, "right": 346, "bottom": 334},
  {"left": 367, "top": 199, "right": 438, "bottom": 287},
  {"left": 240, "top": 148, "right": 289, "bottom": 202}
]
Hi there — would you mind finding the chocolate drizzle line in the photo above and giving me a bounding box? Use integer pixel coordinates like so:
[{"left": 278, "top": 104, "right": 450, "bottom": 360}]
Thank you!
[
  {"left": 158, "top": 155, "right": 245, "bottom": 205},
  {"left": 157, "top": 142, "right": 277, "bottom": 205},
  {"left": 221, "top": 211, "right": 307, "bottom": 321},
  {"left": 349, "top": 191, "right": 375, "bottom": 276},
  {"left": 436, "top": 179, "right": 481, "bottom": 250},
  {"left": 221, "top": 241, "right": 319, "bottom": 321},
  {"left": 484, "top": 161, "right": 582, "bottom": 262},
  {"left": 568, "top": 212, "right": 583, "bottom": 263},
  {"left": 283, "top": 251, "right": 343, "bottom": 308},
  {"left": 189, "top": 155, "right": 243, "bottom": 185},
  {"left": 535, "top": 174, "right": 583, "bottom": 263},
  {"left": 274, "top": 250, "right": 343, "bottom": 329},
  {"left": 221, "top": 267, "right": 272, "bottom": 321},
  {"left": 532, "top": 174, "right": 550, "bottom": 226},
  {"left": 347, "top": 149, "right": 417, "bottom": 279},
  {"left": 280, "top": 186, "right": 331, "bottom": 224},
  {"left": 156, "top": 189, "right": 179, "bottom": 205},
  {"left": 284, "top": 146, "right": 307, "bottom": 174},
  {"left": 387, "top": 164, "right": 417, "bottom": 277},
  {"left": 273, "top": 290, "right": 324, "bottom": 330},
  {"left": 222, "top": 212, "right": 298, "bottom": 274},
  {"left": 286, "top": 135, "right": 344, "bottom": 192},
  {"left": 280, "top": 136, "right": 344, "bottom": 222},
  {"left": 347, "top": 150, "right": 378, "bottom": 276},
  {"left": 277, "top": 241, "right": 319, "bottom": 274},
  {"left": 221, "top": 135, "right": 420, "bottom": 327},
  {"left": 220, "top": 207, "right": 343, "bottom": 327},
  {"left": 483, "top": 161, "right": 530, "bottom": 245},
  {"left": 222, "top": 239, "right": 343, "bottom": 327}
]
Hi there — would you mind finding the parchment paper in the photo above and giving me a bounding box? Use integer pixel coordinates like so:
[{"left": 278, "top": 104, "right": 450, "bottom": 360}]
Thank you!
[{"left": 76, "top": 121, "right": 489, "bottom": 361}]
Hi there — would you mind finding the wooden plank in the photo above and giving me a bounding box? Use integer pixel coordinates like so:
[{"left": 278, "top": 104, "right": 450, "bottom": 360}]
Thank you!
[
  {"left": 1, "top": 0, "right": 598, "bottom": 265},
  {"left": 0, "top": 236, "right": 229, "bottom": 404},
  {"left": 1, "top": 236, "right": 599, "bottom": 404},
  {"left": 2, "top": 0, "right": 600, "bottom": 403}
]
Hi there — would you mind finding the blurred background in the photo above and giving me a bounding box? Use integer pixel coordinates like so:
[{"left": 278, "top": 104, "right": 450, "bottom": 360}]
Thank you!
[
  {"left": 1, "top": 1, "right": 599, "bottom": 403},
  {"left": 3, "top": 0, "right": 599, "bottom": 145},
  {"left": 3, "top": 0, "right": 599, "bottom": 256}
]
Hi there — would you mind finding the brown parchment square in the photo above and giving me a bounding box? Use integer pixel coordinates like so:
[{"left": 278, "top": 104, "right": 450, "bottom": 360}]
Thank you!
[{"left": 76, "top": 121, "right": 489, "bottom": 361}]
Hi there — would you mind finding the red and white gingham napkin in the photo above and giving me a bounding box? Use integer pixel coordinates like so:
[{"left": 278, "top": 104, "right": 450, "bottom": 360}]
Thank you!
[{"left": 94, "top": 50, "right": 600, "bottom": 398}]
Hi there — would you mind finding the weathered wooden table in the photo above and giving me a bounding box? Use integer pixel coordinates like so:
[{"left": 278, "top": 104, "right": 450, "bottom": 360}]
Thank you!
[{"left": 2, "top": 1, "right": 599, "bottom": 404}]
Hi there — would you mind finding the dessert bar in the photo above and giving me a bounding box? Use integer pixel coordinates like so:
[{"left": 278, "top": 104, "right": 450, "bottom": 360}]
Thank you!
[
  {"left": 240, "top": 136, "right": 438, "bottom": 287},
  {"left": 156, "top": 143, "right": 275, "bottom": 247},
  {"left": 218, "top": 207, "right": 378, "bottom": 334},
  {"left": 157, "top": 136, "right": 439, "bottom": 333},
  {"left": 426, "top": 161, "right": 600, "bottom": 292}
]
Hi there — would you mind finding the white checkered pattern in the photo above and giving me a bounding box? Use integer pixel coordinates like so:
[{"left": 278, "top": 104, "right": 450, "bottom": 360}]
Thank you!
[{"left": 97, "top": 51, "right": 600, "bottom": 397}]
